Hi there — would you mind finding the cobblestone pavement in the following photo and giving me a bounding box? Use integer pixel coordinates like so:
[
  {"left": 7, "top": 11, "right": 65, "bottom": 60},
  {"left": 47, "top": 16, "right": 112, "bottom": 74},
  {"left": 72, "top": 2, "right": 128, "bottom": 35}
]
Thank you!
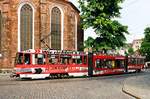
[
  {"left": 0, "top": 72, "right": 148, "bottom": 99},
  {"left": 123, "top": 69, "right": 150, "bottom": 99}
]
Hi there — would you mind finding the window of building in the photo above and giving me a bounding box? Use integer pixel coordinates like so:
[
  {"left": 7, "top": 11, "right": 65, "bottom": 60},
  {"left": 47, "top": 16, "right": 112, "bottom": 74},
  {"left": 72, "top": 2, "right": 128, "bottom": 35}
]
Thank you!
[
  {"left": 20, "top": 4, "right": 33, "bottom": 51},
  {"left": 51, "top": 7, "right": 61, "bottom": 50},
  {"left": 0, "top": 11, "right": 2, "bottom": 52}
]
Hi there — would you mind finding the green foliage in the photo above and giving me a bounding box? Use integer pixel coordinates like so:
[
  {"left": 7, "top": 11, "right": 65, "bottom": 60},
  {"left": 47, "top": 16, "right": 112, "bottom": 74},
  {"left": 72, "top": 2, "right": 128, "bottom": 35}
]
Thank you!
[
  {"left": 140, "top": 27, "right": 150, "bottom": 61},
  {"left": 128, "top": 47, "right": 134, "bottom": 55},
  {"left": 84, "top": 36, "right": 94, "bottom": 48},
  {"left": 79, "top": 0, "right": 128, "bottom": 50},
  {"left": 84, "top": 36, "right": 112, "bottom": 51}
]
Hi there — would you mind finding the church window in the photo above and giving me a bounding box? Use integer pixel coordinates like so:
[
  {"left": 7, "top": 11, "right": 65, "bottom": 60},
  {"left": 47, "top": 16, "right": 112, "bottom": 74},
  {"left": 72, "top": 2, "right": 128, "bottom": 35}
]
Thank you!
[
  {"left": 51, "top": 7, "right": 61, "bottom": 50},
  {"left": 0, "top": 11, "right": 2, "bottom": 52},
  {"left": 20, "top": 4, "right": 33, "bottom": 51}
]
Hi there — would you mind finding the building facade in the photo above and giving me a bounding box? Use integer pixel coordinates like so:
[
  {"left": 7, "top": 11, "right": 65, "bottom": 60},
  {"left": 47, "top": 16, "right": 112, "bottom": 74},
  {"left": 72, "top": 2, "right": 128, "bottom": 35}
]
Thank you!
[
  {"left": 132, "top": 39, "right": 143, "bottom": 51},
  {"left": 0, "top": 0, "right": 83, "bottom": 69}
]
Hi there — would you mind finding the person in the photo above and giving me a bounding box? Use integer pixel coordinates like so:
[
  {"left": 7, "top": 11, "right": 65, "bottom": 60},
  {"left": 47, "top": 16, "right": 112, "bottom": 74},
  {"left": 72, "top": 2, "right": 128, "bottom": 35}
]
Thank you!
[{"left": 25, "top": 58, "right": 29, "bottom": 64}]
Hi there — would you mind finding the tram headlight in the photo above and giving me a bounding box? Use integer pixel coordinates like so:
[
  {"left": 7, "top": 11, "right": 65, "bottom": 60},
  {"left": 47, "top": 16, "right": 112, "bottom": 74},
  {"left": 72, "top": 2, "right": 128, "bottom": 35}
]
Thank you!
[{"left": 14, "top": 68, "right": 20, "bottom": 73}]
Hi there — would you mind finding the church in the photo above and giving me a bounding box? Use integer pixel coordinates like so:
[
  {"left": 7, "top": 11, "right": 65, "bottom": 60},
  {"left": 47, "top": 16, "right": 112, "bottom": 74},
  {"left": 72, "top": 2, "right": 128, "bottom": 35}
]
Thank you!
[{"left": 0, "top": 0, "right": 83, "bottom": 70}]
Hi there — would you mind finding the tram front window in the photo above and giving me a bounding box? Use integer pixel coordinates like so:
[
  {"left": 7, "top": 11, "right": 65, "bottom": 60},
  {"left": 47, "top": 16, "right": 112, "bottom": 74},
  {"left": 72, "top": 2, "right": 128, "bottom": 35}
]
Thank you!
[
  {"left": 24, "top": 54, "right": 30, "bottom": 64},
  {"left": 16, "top": 53, "right": 23, "bottom": 64}
]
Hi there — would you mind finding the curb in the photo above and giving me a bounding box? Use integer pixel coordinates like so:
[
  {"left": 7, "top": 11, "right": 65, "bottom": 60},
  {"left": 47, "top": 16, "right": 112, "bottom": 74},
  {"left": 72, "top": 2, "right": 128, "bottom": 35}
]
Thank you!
[
  {"left": 122, "top": 79, "right": 141, "bottom": 99},
  {"left": 122, "top": 86, "right": 141, "bottom": 99}
]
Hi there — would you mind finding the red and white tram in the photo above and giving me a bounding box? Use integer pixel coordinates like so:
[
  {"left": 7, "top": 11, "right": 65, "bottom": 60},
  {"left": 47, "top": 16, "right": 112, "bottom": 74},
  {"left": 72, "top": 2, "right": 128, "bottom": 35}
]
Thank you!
[{"left": 12, "top": 49, "right": 145, "bottom": 79}]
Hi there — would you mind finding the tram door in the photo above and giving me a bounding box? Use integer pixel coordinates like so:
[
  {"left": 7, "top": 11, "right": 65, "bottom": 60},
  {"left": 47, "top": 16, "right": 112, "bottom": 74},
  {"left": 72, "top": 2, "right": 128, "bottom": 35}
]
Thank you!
[
  {"left": 88, "top": 52, "right": 93, "bottom": 77},
  {"left": 115, "top": 56, "right": 127, "bottom": 73}
]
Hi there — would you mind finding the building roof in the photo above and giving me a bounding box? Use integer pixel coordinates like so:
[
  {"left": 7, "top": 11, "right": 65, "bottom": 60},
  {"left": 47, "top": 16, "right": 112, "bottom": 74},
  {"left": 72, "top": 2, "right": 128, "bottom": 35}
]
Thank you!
[{"left": 66, "top": 1, "right": 80, "bottom": 13}]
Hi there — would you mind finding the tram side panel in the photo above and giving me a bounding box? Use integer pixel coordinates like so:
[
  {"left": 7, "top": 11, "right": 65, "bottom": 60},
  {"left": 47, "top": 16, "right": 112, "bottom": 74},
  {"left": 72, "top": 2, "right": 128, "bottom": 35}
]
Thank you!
[
  {"left": 92, "top": 55, "right": 126, "bottom": 76},
  {"left": 127, "top": 57, "right": 145, "bottom": 72},
  {"left": 43, "top": 53, "right": 89, "bottom": 78}
]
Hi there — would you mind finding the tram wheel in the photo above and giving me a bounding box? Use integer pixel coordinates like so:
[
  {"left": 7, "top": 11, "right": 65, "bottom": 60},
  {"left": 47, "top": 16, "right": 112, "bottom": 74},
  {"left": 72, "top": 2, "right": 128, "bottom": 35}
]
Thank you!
[{"left": 137, "top": 69, "right": 141, "bottom": 73}]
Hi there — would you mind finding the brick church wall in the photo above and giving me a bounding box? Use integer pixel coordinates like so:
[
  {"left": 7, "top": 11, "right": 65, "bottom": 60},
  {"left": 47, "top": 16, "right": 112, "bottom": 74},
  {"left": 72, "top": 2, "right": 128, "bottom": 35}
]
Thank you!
[{"left": 0, "top": 0, "right": 83, "bottom": 69}]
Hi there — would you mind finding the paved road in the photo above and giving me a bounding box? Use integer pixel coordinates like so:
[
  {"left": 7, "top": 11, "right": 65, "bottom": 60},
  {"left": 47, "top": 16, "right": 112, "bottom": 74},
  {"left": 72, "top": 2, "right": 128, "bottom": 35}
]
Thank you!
[
  {"left": 0, "top": 72, "right": 148, "bottom": 99},
  {"left": 123, "top": 69, "right": 150, "bottom": 99}
]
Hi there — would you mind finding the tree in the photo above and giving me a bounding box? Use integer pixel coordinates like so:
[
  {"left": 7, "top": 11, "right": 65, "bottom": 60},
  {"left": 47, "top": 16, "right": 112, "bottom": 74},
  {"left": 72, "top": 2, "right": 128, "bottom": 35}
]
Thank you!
[
  {"left": 79, "top": 0, "right": 129, "bottom": 50},
  {"left": 84, "top": 36, "right": 94, "bottom": 50},
  {"left": 128, "top": 47, "right": 134, "bottom": 55},
  {"left": 140, "top": 27, "right": 150, "bottom": 61}
]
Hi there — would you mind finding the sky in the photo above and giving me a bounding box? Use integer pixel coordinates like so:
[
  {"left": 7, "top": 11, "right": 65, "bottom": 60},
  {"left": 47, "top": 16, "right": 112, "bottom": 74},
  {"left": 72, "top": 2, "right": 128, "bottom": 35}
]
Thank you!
[{"left": 69, "top": 0, "right": 150, "bottom": 43}]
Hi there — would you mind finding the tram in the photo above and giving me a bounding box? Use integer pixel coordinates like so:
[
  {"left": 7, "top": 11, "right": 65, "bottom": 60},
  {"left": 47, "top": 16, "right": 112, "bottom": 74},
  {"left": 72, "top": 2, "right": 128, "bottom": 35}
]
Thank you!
[{"left": 12, "top": 49, "right": 145, "bottom": 79}]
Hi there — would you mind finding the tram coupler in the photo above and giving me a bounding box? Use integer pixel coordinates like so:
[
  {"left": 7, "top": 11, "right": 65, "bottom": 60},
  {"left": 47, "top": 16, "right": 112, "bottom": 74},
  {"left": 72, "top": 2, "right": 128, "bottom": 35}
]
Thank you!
[{"left": 10, "top": 73, "right": 19, "bottom": 78}]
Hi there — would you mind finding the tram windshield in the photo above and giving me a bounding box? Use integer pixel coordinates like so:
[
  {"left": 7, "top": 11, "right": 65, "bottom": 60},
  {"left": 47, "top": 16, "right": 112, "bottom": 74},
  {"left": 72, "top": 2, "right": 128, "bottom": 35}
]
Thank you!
[
  {"left": 15, "top": 53, "right": 31, "bottom": 65},
  {"left": 15, "top": 53, "right": 23, "bottom": 64}
]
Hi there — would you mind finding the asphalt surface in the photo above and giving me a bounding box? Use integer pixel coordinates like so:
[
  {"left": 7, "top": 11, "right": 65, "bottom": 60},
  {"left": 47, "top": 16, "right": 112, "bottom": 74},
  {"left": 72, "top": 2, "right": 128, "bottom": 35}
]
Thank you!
[{"left": 0, "top": 71, "right": 149, "bottom": 99}]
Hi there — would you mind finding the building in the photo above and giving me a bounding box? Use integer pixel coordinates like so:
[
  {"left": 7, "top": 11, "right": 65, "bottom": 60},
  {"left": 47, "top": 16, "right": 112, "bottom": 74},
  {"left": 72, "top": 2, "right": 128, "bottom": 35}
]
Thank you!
[
  {"left": 132, "top": 39, "right": 143, "bottom": 51},
  {"left": 0, "top": 0, "right": 83, "bottom": 69}
]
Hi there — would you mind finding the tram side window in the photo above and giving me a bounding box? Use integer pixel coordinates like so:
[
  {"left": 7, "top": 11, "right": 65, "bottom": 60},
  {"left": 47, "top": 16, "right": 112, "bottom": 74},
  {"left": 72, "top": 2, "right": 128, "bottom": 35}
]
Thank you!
[
  {"left": 48, "top": 54, "right": 59, "bottom": 64},
  {"left": 96, "top": 59, "right": 113, "bottom": 68},
  {"left": 115, "top": 60, "right": 125, "bottom": 68},
  {"left": 137, "top": 58, "right": 144, "bottom": 64},
  {"left": 96, "top": 59, "right": 104, "bottom": 68},
  {"left": 61, "top": 58, "right": 69, "bottom": 64},
  {"left": 60, "top": 54, "right": 72, "bottom": 64},
  {"left": 133, "top": 58, "right": 136, "bottom": 64},
  {"left": 77, "top": 56, "right": 82, "bottom": 64},
  {"left": 24, "top": 54, "right": 30, "bottom": 64},
  {"left": 141, "top": 58, "right": 145, "bottom": 64},
  {"left": 16, "top": 53, "right": 23, "bottom": 64},
  {"left": 137, "top": 58, "right": 140, "bottom": 64},
  {"left": 128, "top": 58, "right": 131, "bottom": 64},
  {"left": 34, "top": 54, "right": 45, "bottom": 65},
  {"left": 72, "top": 55, "right": 82, "bottom": 64},
  {"left": 128, "top": 58, "right": 136, "bottom": 64},
  {"left": 105, "top": 60, "right": 113, "bottom": 68}
]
